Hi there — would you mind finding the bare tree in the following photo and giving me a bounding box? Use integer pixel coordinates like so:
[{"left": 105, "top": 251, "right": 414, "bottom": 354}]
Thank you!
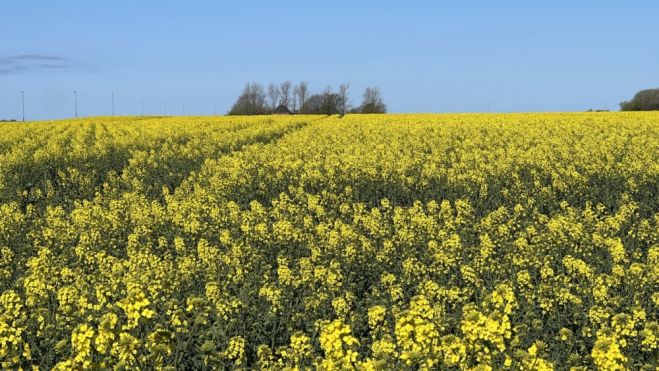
[
  {"left": 301, "top": 94, "right": 324, "bottom": 114},
  {"left": 338, "top": 83, "right": 351, "bottom": 116},
  {"left": 296, "top": 81, "right": 308, "bottom": 113},
  {"left": 360, "top": 87, "right": 387, "bottom": 113},
  {"left": 279, "top": 81, "right": 292, "bottom": 109},
  {"left": 291, "top": 84, "right": 298, "bottom": 113},
  {"left": 231, "top": 81, "right": 384, "bottom": 115},
  {"left": 322, "top": 86, "right": 340, "bottom": 115},
  {"left": 267, "top": 83, "right": 280, "bottom": 110},
  {"left": 228, "top": 82, "right": 268, "bottom": 115}
]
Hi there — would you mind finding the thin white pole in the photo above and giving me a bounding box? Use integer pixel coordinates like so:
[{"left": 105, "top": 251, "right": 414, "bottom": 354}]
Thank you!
[
  {"left": 74, "top": 91, "right": 78, "bottom": 118},
  {"left": 21, "top": 90, "right": 25, "bottom": 122}
]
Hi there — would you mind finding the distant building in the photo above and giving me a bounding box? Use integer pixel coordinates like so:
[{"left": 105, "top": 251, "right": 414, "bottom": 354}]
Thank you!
[{"left": 273, "top": 105, "right": 293, "bottom": 115}]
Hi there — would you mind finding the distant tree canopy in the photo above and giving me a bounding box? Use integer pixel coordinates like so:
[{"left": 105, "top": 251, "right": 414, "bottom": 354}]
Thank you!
[
  {"left": 228, "top": 83, "right": 269, "bottom": 115},
  {"left": 301, "top": 93, "right": 343, "bottom": 115},
  {"left": 228, "top": 81, "right": 386, "bottom": 115},
  {"left": 620, "top": 88, "right": 659, "bottom": 111},
  {"left": 358, "top": 87, "right": 387, "bottom": 114},
  {"left": 300, "top": 87, "right": 347, "bottom": 115}
]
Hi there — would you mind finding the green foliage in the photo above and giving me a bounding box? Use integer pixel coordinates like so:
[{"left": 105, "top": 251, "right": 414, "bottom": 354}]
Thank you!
[{"left": 620, "top": 88, "right": 659, "bottom": 111}]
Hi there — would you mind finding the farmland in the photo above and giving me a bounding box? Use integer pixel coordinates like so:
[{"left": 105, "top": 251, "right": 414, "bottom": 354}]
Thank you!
[{"left": 1, "top": 113, "right": 658, "bottom": 369}]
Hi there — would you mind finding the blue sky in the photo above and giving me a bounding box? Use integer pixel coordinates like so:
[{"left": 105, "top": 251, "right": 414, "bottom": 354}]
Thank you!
[{"left": 1, "top": 1, "right": 658, "bottom": 120}]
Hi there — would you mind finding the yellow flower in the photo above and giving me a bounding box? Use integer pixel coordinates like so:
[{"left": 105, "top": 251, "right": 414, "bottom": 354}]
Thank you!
[
  {"left": 592, "top": 331, "right": 627, "bottom": 370},
  {"left": 395, "top": 295, "right": 441, "bottom": 368},
  {"left": 223, "top": 336, "right": 246, "bottom": 365},
  {"left": 318, "top": 319, "right": 360, "bottom": 369},
  {"left": 117, "top": 289, "right": 155, "bottom": 330},
  {"left": 111, "top": 332, "right": 140, "bottom": 365},
  {"left": 367, "top": 305, "right": 387, "bottom": 330},
  {"left": 71, "top": 323, "right": 95, "bottom": 368}
]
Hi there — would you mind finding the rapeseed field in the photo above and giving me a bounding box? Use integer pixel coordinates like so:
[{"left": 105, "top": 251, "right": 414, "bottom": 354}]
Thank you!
[{"left": 0, "top": 113, "right": 657, "bottom": 369}]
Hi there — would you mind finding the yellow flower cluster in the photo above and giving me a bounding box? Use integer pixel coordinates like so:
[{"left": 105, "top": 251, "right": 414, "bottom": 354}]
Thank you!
[
  {"left": 318, "top": 319, "right": 360, "bottom": 369},
  {"left": 394, "top": 295, "right": 442, "bottom": 368},
  {"left": 117, "top": 289, "right": 155, "bottom": 330},
  {"left": 223, "top": 336, "right": 246, "bottom": 366},
  {"left": 0, "top": 112, "right": 658, "bottom": 368}
]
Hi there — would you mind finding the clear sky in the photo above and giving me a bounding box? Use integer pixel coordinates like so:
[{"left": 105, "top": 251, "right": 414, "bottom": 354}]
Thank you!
[{"left": 1, "top": 1, "right": 658, "bottom": 120}]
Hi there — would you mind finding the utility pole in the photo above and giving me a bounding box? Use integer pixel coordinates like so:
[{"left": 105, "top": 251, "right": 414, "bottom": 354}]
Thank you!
[
  {"left": 21, "top": 90, "right": 25, "bottom": 122},
  {"left": 112, "top": 93, "right": 115, "bottom": 116},
  {"left": 74, "top": 90, "right": 78, "bottom": 118},
  {"left": 182, "top": 104, "right": 185, "bottom": 115},
  {"left": 163, "top": 100, "right": 167, "bottom": 115},
  {"left": 213, "top": 105, "right": 216, "bottom": 116},
  {"left": 141, "top": 99, "right": 144, "bottom": 116}
]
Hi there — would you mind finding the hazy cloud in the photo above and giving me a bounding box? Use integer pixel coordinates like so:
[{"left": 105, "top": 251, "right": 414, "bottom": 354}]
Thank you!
[
  {"left": 39, "top": 63, "right": 71, "bottom": 69},
  {"left": 10, "top": 54, "right": 67, "bottom": 61},
  {"left": 0, "top": 65, "right": 31, "bottom": 74},
  {"left": 0, "top": 54, "right": 77, "bottom": 74}
]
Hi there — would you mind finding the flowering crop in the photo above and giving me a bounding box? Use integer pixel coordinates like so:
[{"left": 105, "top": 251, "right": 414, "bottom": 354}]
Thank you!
[{"left": 0, "top": 113, "right": 658, "bottom": 369}]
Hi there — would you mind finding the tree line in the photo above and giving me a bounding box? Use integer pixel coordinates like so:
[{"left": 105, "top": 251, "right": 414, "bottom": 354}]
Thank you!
[
  {"left": 620, "top": 88, "right": 659, "bottom": 111},
  {"left": 228, "top": 81, "right": 386, "bottom": 115}
]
